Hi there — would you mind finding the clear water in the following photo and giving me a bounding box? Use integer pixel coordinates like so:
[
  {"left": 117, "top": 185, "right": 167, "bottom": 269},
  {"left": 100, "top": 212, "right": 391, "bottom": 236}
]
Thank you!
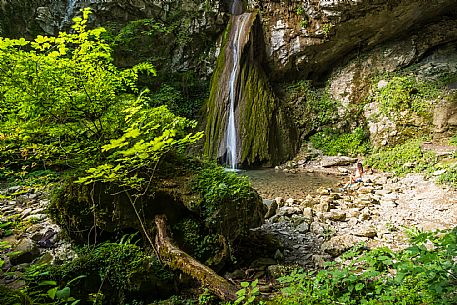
[{"left": 243, "top": 169, "right": 339, "bottom": 199}]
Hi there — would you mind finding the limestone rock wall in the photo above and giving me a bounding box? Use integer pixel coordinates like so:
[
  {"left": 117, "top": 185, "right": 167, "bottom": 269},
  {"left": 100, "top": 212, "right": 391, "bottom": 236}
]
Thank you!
[{"left": 249, "top": 0, "right": 457, "bottom": 80}]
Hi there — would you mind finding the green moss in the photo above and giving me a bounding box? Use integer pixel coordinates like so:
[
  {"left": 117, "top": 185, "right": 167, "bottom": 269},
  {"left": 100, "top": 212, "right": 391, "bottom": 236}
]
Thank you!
[
  {"left": 204, "top": 20, "right": 232, "bottom": 160},
  {"left": 285, "top": 80, "right": 339, "bottom": 136},
  {"left": 372, "top": 75, "right": 440, "bottom": 120},
  {"left": 205, "top": 12, "right": 297, "bottom": 166},
  {"left": 191, "top": 163, "right": 263, "bottom": 242},
  {"left": 238, "top": 61, "right": 277, "bottom": 165},
  {"left": 172, "top": 217, "right": 222, "bottom": 265},
  {"left": 25, "top": 242, "right": 174, "bottom": 304}
]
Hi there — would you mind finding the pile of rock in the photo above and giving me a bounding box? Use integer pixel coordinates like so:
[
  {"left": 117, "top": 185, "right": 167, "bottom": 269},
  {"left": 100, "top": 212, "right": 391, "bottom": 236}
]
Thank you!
[
  {"left": 256, "top": 169, "right": 457, "bottom": 270},
  {"left": 0, "top": 186, "right": 74, "bottom": 289}
]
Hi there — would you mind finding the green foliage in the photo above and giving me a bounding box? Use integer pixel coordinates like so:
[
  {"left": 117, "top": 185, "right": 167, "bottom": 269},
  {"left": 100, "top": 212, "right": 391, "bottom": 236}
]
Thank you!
[
  {"left": 372, "top": 75, "right": 440, "bottom": 118},
  {"left": 0, "top": 285, "right": 32, "bottom": 305},
  {"left": 25, "top": 242, "right": 174, "bottom": 304},
  {"left": 285, "top": 81, "right": 339, "bottom": 133},
  {"left": 0, "top": 8, "right": 203, "bottom": 192},
  {"left": 150, "top": 83, "right": 205, "bottom": 118},
  {"left": 192, "top": 165, "right": 257, "bottom": 211},
  {"left": 269, "top": 228, "right": 457, "bottom": 305},
  {"left": 321, "top": 23, "right": 334, "bottom": 38},
  {"left": 172, "top": 218, "right": 222, "bottom": 264},
  {"left": 76, "top": 95, "right": 203, "bottom": 191},
  {"left": 295, "top": 7, "right": 309, "bottom": 28},
  {"left": 230, "top": 279, "right": 263, "bottom": 305},
  {"left": 0, "top": 8, "right": 156, "bottom": 184},
  {"left": 110, "top": 19, "right": 171, "bottom": 50},
  {"left": 365, "top": 139, "right": 436, "bottom": 175},
  {"left": 438, "top": 164, "right": 457, "bottom": 187},
  {"left": 310, "top": 127, "right": 371, "bottom": 157}
]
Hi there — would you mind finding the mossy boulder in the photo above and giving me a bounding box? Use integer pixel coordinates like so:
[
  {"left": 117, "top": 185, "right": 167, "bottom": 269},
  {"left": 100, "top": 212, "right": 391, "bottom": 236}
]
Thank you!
[{"left": 50, "top": 162, "right": 264, "bottom": 265}]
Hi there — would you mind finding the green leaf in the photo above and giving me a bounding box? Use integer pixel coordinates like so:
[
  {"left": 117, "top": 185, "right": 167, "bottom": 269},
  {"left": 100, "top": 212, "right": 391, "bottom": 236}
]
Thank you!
[
  {"left": 56, "top": 286, "right": 71, "bottom": 300},
  {"left": 47, "top": 287, "right": 58, "bottom": 299},
  {"left": 355, "top": 283, "right": 364, "bottom": 291},
  {"left": 39, "top": 280, "right": 57, "bottom": 286}
]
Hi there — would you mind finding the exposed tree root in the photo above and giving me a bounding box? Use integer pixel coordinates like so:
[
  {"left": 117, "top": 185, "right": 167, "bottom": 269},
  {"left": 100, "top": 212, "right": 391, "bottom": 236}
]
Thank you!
[{"left": 154, "top": 214, "right": 238, "bottom": 301}]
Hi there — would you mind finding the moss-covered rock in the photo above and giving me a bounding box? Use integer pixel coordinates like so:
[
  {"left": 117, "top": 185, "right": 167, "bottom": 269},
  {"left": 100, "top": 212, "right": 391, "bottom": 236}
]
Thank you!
[{"left": 26, "top": 242, "right": 174, "bottom": 304}]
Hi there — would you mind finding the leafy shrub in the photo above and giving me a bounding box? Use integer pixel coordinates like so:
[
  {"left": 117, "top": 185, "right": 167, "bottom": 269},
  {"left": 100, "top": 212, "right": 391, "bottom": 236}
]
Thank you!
[
  {"left": 192, "top": 165, "right": 257, "bottom": 210},
  {"left": 268, "top": 228, "right": 457, "bottom": 305},
  {"left": 310, "top": 127, "right": 371, "bottom": 157},
  {"left": 372, "top": 75, "right": 439, "bottom": 118},
  {"left": 365, "top": 139, "right": 436, "bottom": 175},
  {"left": 0, "top": 8, "right": 155, "bottom": 182}
]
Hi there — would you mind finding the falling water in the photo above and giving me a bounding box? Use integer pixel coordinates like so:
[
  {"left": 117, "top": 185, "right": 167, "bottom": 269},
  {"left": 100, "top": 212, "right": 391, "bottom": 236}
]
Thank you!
[
  {"left": 230, "top": 0, "right": 243, "bottom": 15},
  {"left": 62, "top": 0, "right": 78, "bottom": 26},
  {"left": 225, "top": 13, "right": 249, "bottom": 170}
]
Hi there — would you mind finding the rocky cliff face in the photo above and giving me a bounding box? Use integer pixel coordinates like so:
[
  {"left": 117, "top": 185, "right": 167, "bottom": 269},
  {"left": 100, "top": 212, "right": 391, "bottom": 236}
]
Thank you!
[
  {"left": 249, "top": 0, "right": 457, "bottom": 79},
  {"left": 2, "top": 0, "right": 457, "bottom": 162}
]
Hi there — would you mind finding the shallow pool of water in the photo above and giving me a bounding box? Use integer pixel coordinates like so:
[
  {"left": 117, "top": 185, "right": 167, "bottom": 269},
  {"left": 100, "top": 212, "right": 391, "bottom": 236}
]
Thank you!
[{"left": 243, "top": 168, "right": 340, "bottom": 199}]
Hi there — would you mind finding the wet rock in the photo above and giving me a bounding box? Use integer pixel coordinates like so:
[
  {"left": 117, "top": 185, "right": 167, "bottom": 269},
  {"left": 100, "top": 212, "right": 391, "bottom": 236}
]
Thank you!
[
  {"left": 310, "top": 222, "right": 326, "bottom": 235},
  {"left": 264, "top": 200, "right": 278, "bottom": 219},
  {"left": 37, "top": 229, "right": 57, "bottom": 248},
  {"left": 314, "top": 202, "right": 330, "bottom": 213},
  {"left": 275, "top": 197, "right": 285, "bottom": 208},
  {"left": 24, "top": 214, "right": 47, "bottom": 222},
  {"left": 20, "top": 208, "right": 32, "bottom": 218},
  {"left": 357, "top": 186, "right": 374, "bottom": 194},
  {"left": 8, "top": 238, "right": 40, "bottom": 265},
  {"left": 317, "top": 187, "right": 331, "bottom": 195},
  {"left": 326, "top": 210, "right": 347, "bottom": 221},
  {"left": 301, "top": 195, "right": 318, "bottom": 208},
  {"left": 273, "top": 249, "right": 284, "bottom": 261},
  {"left": 277, "top": 206, "right": 302, "bottom": 217},
  {"left": 227, "top": 269, "right": 244, "bottom": 280},
  {"left": 296, "top": 222, "right": 309, "bottom": 233},
  {"left": 354, "top": 226, "right": 377, "bottom": 238},
  {"left": 285, "top": 198, "right": 296, "bottom": 206}
]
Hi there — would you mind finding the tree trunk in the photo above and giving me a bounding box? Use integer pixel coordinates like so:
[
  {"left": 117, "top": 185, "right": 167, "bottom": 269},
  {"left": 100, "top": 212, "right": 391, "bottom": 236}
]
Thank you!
[{"left": 154, "top": 214, "right": 238, "bottom": 301}]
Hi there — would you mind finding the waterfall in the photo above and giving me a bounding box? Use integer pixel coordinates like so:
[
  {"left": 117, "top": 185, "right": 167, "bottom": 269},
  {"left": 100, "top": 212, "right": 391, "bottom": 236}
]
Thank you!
[
  {"left": 61, "top": 0, "right": 78, "bottom": 27},
  {"left": 225, "top": 13, "right": 250, "bottom": 170},
  {"left": 230, "top": 0, "right": 243, "bottom": 15}
]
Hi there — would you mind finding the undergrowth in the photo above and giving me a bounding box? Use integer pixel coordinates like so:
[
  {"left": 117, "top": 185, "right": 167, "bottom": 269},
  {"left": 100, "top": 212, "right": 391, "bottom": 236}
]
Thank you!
[
  {"left": 267, "top": 227, "right": 457, "bottom": 305},
  {"left": 365, "top": 139, "right": 436, "bottom": 176},
  {"left": 310, "top": 127, "right": 371, "bottom": 157}
]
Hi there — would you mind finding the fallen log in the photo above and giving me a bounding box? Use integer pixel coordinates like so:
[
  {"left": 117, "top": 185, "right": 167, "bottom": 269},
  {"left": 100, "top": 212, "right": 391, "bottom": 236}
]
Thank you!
[{"left": 154, "top": 214, "right": 238, "bottom": 301}]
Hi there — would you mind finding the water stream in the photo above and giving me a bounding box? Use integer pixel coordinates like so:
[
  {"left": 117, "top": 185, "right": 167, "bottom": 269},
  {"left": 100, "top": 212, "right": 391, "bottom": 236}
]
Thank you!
[
  {"left": 225, "top": 13, "right": 250, "bottom": 169},
  {"left": 61, "top": 0, "right": 78, "bottom": 27}
]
